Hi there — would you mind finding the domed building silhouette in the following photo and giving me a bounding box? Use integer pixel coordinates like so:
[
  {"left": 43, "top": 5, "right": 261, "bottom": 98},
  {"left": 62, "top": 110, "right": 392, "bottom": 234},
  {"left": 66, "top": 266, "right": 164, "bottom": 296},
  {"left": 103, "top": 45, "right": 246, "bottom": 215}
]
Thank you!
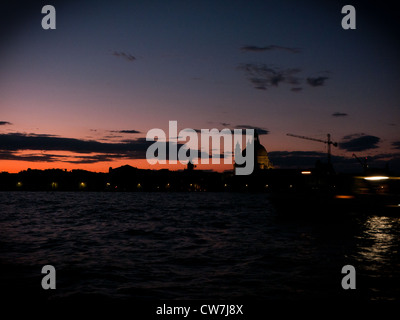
[{"left": 234, "top": 130, "right": 273, "bottom": 172}]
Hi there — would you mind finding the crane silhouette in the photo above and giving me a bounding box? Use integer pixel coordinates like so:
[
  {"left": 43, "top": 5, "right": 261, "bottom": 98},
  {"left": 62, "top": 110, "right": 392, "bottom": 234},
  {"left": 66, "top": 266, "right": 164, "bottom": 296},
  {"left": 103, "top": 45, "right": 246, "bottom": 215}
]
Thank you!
[
  {"left": 287, "top": 133, "right": 338, "bottom": 164},
  {"left": 352, "top": 153, "right": 368, "bottom": 172}
]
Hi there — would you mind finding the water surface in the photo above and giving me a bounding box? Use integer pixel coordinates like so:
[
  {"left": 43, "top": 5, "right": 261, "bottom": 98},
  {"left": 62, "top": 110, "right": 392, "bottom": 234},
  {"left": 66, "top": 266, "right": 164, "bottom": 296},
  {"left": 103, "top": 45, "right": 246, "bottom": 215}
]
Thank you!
[{"left": 1, "top": 192, "right": 399, "bottom": 302}]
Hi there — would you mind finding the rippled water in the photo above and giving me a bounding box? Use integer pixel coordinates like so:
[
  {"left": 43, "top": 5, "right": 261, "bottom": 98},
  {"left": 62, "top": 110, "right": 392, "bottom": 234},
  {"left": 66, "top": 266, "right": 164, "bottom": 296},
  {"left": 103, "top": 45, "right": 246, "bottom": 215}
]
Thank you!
[{"left": 0, "top": 192, "right": 399, "bottom": 302}]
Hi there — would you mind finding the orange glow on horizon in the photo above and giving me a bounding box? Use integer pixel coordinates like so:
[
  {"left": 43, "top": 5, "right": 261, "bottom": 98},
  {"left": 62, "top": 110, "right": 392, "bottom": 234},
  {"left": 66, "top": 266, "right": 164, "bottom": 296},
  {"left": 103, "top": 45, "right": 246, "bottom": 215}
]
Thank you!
[{"left": 0, "top": 159, "right": 234, "bottom": 173}]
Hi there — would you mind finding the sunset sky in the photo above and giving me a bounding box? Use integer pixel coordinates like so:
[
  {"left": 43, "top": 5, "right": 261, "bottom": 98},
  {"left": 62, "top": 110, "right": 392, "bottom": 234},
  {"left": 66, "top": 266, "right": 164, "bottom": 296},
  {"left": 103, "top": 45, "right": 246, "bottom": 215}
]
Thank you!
[{"left": 1, "top": 0, "right": 399, "bottom": 173}]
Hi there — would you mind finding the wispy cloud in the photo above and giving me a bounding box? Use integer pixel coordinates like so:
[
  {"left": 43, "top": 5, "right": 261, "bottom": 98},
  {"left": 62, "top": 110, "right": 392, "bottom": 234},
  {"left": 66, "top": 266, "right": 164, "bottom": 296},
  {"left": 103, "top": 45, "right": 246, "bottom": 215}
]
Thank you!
[
  {"left": 0, "top": 150, "right": 62, "bottom": 162},
  {"left": 112, "top": 51, "right": 136, "bottom": 62},
  {"left": 0, "top": 121, "right": 12, "bottom": 126},
  {"left": 110, "top": 130, "right": 141, "bottom": 134},
  {"left": 234, "top": 125, "right": 269, "bottom": 135},
  {"left": 240, "top": 45, "right": 301, "bottom": 54},
  {"left": 238, "top": 63, "right": 331, "bottom": 92},
  {"left": 238, "top": 63, "right": 301, "bottom": 91},
  {"left": 0, "top": 150, "right": 126, "bottom": 164},
  {"left": 332, "top": 112, "right": 348, "bottom": 117},
  {"left": 102, "top": 135, "right": 123, "bottom": 139},
  {"left": 63, "top": 154, "right": 127, "bottom": 164},
  {"left": 392, "top": 141, "right": 400, "bottom": 150},
  {"left": 342, "top": 133, "right": 365, "bottom": 140},
  {"left": 307, "top": 76, "right": 329, "bottom": 87}
]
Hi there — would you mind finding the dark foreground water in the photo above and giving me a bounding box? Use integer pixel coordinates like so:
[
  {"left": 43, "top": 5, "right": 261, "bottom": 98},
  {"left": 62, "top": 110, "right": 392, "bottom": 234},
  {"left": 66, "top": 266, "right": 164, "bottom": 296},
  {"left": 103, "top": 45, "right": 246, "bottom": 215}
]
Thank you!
[{"left": 0, "top": 192, "right": 399, "bottom": 303}]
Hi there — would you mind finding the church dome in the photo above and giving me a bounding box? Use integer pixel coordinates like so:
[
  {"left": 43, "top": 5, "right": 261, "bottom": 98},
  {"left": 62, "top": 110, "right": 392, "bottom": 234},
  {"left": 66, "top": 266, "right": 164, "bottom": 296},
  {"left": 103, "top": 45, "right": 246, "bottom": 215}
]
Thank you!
[
  {"left": 235, "top": 130, "right": 273, "bottom": 171},
  {"left": 256, "top": 144, "right": 268, "bottom": 156},
  {"left": 256, "top": 143, "right": 272, "bottom": 169}
]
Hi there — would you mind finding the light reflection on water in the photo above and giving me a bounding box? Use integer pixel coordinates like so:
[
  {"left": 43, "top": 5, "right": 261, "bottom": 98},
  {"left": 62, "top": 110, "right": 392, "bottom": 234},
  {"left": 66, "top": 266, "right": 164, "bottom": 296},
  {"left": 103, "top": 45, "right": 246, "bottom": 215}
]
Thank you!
[{"left": 360, "top": 216, "right": 397, "bottom": 262}]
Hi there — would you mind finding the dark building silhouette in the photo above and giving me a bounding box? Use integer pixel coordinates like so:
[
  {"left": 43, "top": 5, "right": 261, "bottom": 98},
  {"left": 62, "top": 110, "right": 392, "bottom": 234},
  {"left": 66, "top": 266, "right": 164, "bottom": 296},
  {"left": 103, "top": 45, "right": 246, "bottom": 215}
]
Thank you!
[
  {"left": 234, "top": 130, "right": 273, "bottom": 173},
  {"left": 0, "top": 130, "right": 398, "bottom": 204}
]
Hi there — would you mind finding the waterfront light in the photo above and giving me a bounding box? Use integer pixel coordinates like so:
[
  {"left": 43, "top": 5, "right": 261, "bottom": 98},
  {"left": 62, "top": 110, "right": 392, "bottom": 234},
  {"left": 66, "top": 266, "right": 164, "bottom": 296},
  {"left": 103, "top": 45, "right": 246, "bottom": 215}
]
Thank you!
[
  {"left": 364, "top": 176, "right": 389, "bottom": 181},
  {"left": 335, "top": 195, "right": 355, "bottom": 199}
]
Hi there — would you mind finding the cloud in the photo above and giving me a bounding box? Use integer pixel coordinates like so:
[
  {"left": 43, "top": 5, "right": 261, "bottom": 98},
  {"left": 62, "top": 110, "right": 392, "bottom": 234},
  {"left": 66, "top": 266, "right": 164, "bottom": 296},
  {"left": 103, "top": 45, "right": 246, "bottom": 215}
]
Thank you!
[
  {"left": 0, "top": 121, "right": 12, "bottom": 125},
  {"left": 332, "top": 112, "right": 348, "bottom": 117},
  {"left": 342, "top": 133, "right": 365, "bottom": 140},
  {"left": 0, "top": 132, "right": 151, "bottom": 154},
  {"left": 181, "top": 128, "right": 202, "bottom": 134},
  {"left": 269, "top": 151, "right": 346, "bottom": 167},
  {"left": 110, "top": 130, "right": 141, "bottom": 134},
  {"left": 306, "top": 76, "right": 329, "bottom": 87},
  {"left": 267, "top": 150, "right": 400, "bottom": 173},
  {"left": 358, "top": 152, "right": 400, "bottom": 173},
  {"left": 238, "top": 63, "right": 331, "bottom": 92},
  {"left": 0, "top": 132, "right": 196, "bottom": 164},
  {"left": 0, "top": 150, "right": 130, "bottom": 164},
  {"left": 63, "top": 154, "right": 127, "bottom": 164},
  {"left": 234, "top": 125, "right": 269, "bottom": 135},
  {"left": 339, "top": 134, "right": 381, "bottom": 152},
  {"left": 370, "top": 152, "right": 400, "bottom": 160},
  {"left": 112, "top": 51, "right": 136, "bottom": 62},
  {"left": 268, "top": 150, "right": 400, "bottom": 173},
  {"left": 0, "top": 150, "right": 61, "bottom": 162},
  {"left": 254, "top": 85, "right": 266, "bottom": 90},
  {"left": 2, "top": 132, "right": 398, "bottom": 172},
  {"left": 220, "top": 122, "right": 230, "bottom": 127},
  {"left": 238, "top": 63, "right": 301, "bottom": 90},
  {"left": 392, "top": 141, "right": 400, "bottom": 149},
  {"left": 240, "top": 45, "right": 301, "bottom": 54}
]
